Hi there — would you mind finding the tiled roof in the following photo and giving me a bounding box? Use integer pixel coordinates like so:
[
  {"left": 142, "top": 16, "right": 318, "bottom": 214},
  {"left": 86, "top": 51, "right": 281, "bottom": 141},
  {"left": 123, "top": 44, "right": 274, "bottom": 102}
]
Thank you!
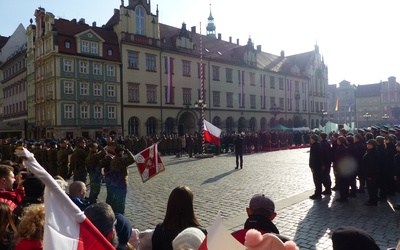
[
  {"left": 0, "top": 36, "right": 10, "bottom": 50},
  {"left": 355, "top": 83, "right": 381, "bottom": 98}
]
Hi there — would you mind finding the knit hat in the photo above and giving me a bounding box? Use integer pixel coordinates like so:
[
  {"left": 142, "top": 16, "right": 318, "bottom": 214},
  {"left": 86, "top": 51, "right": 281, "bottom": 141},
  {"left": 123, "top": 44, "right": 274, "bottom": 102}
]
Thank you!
[
  {"left": 331, "top": 226, "right": 380, "bottom": 250},
  {"left": 23, "top": 176, "right": 45, "bottom": 198},
  {"left": 244, "top": 229, "right": 298, "bottom": 250},
  {"left": 115, "top": 213, "right": 132, "bottom": 245},
  {"left": 249, "top": 194, "right": 275, "bottom": 216},
  {"left": 172, "top": 227, "right": 205, "bottom": 250}
]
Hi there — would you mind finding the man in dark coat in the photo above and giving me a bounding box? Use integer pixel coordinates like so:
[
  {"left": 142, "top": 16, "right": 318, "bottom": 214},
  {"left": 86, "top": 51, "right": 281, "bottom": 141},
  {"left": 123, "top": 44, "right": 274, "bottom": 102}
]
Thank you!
[
  {"left": 233, "top": 133, "right": 244, "bottom": 169},
  {"left": 363, "top": 139, "right": 380, "bottom": 206},
  {"left": 309, "top": 134, "right": 323, "bottom": 199},
  {"left": 319, "top": 133, "right": 332, "bottom": 195}
]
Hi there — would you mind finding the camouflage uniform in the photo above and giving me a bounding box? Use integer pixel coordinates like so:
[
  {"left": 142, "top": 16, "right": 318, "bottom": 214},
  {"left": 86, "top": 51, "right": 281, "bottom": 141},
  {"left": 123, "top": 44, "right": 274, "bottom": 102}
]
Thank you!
[
  {"left": 108, "top": 147, "right": 135, "bottom": 214},
  {"left": 47, "top": 143, "right": 58, "bottom": 176},
  {"left": 70, "top": 141, "right": 88, "bottom": 183},
  {"left": 57, "top": 143, "right": 73, "bottom": 180},
  {"left": 85, "top": 145, "right": 106, "bottom": 204}
]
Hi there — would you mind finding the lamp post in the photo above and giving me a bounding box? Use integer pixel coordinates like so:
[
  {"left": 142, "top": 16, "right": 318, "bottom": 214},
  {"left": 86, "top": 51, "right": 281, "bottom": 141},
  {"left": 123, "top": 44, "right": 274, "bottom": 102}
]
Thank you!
[
  {"left": 320, "top": 109, "right": 328, "bottom": 126},
  {"left": 363, "top": 112, "right": 371, "bottom": 126},
  {"left": 382, "top": 113, "right": 390, "bottom": 124},
  {"left": 194, "top": 99, "right": 206, "bottom": 153},
  {"left": 270, "top": 103, "right": 281, "bottom": 127}
]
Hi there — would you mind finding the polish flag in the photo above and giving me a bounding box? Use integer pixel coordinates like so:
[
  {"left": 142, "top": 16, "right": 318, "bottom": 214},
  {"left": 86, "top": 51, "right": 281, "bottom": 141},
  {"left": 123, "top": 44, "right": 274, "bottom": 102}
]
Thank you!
[
  {"left": 203, "top": 120, "right": 222, "bottom": 146},
  {"left": 167, "top": 56, "right": 173, "bottom": 103},
  {"left": 198, "top": 214, "right": 245, "bottom": 250},
  {"left": 15, "top": 148, "right": 115, "bottom": 250},
  {"left": 135, "top": 143, "right": 165, "bottom": 183}
]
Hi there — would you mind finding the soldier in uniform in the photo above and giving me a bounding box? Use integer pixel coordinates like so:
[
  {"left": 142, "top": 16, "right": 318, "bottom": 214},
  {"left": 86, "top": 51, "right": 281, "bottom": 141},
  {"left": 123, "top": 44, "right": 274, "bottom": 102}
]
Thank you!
[
  {"left": 47, "top": 141, "right": 58, "bottom": 176},
  {"left": 57, "top": 140, "right": 73, "bottom": 180},
  {"left": 98, "top": 140, "right": 117, "bottom": 206},
  {"left": 70, "top": 138, "right": 88, "bottom": 183},
  {"left": 108, "top": 145, "right": 135, "bottom": 214},
  {"left": 85, "top": 142, "right": 106, "bottom": 204},
  {"left": 33, "top": 142, "right": 47, "bottom": 170}
]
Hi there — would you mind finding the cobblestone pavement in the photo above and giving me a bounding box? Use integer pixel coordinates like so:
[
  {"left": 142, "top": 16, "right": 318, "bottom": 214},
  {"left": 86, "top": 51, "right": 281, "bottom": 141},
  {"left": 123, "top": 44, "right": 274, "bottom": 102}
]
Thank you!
[{"left": 95, "top": 148, "right": 400, "bottom": 250}]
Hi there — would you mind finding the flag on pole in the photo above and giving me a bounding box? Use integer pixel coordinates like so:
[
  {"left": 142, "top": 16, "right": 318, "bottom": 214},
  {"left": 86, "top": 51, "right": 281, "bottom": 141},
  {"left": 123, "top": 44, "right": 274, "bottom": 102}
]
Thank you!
[
  {"left": 14, "top": 148, "right": 115, "bottom": 250},
  {"left": 335, "top": 96, "right": 339, "bottom": 111},
  {"left": 203, "top": 120, "right": 222, "bottom": 146},
  {"left": 198, "top": 214, "right": 245, "bottom": 250},
  {"left": 135, "top": 143, "right": 165, "bottom": 183},
  {"left": 166, "top": 56, "right": 173, "bottom": 103},
  {"left": 239, "top": 70, "right": 244, "bottom": 107}
]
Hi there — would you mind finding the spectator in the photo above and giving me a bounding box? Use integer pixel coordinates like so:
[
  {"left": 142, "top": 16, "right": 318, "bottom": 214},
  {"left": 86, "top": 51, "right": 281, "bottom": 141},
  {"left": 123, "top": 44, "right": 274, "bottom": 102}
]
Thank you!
[
  {"left": 362, "top": 139, "right": 380, "bottom": 206},
  {"left": 152, "top": 186, "right": 206, "bottom": 250},
  {"left": 172, "top": 227, "right": 205, "bottom": 250},
  {"left": 115, "top": 213, "right": 135, "bottom": 250},
  {"left": 14, "top": 203, "right": 45, "bottom": 250},
  {"left": 244, "top": 229, "right": 298, "bottom": 250},
  {"left": 234, "top": 133, "right": 244, "bottom": 169},
  {"left": 232, "top": 194, "right": 289, "bottom": 244},
  {"left": 0, "top": 202, "right": 17, "bottom": 249},
  {"left": 84, "top": 202, "right": 117, "bottom": 247},
  {"left": 53, "top": 175, "right": 68, "bottom": 191},
  {"left": 331, "top": 226, "right": 380, "bottom": 250},
  {"left": 13, "top": 177, "right": 45, "bottom": 223},
  {"left": 309, "top": 134, "right": 323, "bottom": 200},
  {"left": 0, "top": 165, "right": 25, "bottom": 209},
  {"left": 68, "top": 181, "right": 90, "bottom": 211}
]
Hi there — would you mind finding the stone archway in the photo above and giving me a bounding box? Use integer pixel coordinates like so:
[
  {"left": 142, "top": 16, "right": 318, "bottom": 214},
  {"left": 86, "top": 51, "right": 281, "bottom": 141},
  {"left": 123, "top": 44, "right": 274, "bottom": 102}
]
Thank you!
[
  {"left": 260, "top": 117, "right": 267, "bottom": 131},
  {"left": 293, "top": 115, "right": 303, "bottom": 128},
  {"left": 177, "top": 111, "right": 197, "bottom": 135},
  {"left": 225, "top": 116, "right": 235, "bottom": 133},
  {"left": 238, "top": 117, "right": 247, "bottom": 132},
  {"left": 128, "top": 116, "right": 139, "bottom": 135},
  {"left": 249, "top": 117, "right": 257, "bottom": 131},
  {"left": 302, "top": 119, "right": 307, "bottom": 127},
  {"left": 287, "top": 119, "right": 293, "bottom": 128}
]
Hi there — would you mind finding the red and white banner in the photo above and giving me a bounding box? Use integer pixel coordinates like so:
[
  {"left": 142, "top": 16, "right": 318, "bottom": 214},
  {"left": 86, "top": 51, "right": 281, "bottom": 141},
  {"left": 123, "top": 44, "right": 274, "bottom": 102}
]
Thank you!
[
  {"left": 167, "top": 56, "right": 173, "bottom": 103},
  {"left": 261, "top": 74, "right": 266, "bottom": 109},
  {"left": 15, "top": 148, "right": 114, "bottom": 250},
  {"left": 135, "top": 143, "right": 165, "bottom": 183},
  {"left": 198, "top": 214, "right": 245, "bottom": 250},
  {"left": 204, "top": 120, "right": 222, "bottom": 146},
  {"left": 240, "top": 70, "right": 245, "bottom": 107}
]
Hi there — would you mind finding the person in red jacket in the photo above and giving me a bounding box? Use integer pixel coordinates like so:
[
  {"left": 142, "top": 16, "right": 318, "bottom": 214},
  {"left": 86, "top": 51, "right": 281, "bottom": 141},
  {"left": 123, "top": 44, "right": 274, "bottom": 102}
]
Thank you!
[{"left": 0, "top": 165, "right": 25, "bottom": 208}]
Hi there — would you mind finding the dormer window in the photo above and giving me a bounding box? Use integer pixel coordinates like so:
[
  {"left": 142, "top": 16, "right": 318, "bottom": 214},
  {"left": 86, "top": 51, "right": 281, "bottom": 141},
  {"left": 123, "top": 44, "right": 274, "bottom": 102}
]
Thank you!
[
  {"left": 65, "top": 41, "right": 71, "bottom": 49},
  {"left": 136, "top": 7, "right": 145, "bottom": 35},
  {"left": 108, "top": 49, "right": 113, "bottom": 56}
]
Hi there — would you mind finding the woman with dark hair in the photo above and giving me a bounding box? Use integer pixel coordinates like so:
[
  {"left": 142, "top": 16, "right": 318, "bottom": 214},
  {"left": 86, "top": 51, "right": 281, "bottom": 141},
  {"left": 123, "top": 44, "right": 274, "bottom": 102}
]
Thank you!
[
  {"left": 152, "top": 186, "right": 206, "bottom": 250},
  {"left": 0, "top": 202, "right": 17, "bottom": 249}
]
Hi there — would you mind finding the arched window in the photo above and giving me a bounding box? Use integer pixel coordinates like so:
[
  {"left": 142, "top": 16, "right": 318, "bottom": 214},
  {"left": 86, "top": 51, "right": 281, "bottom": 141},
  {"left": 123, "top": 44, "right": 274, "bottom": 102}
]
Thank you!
[
  {"left": 136, "top": 7, "right": 145, "bottom": 35},
  {"left": 212, "top": 116, "right": 221, "bottom": 128},
  {"left": 260, "top": 117, "right": 267, "bottom": 131},
  {"left": 226, "top": 117, "right": 234, "bottom": 133},
  {"left": 249, "top": 117, "right": 257, "bottom": 131},
  {"left": 146, "top": 117, "right": 157, "bottom": 135},
  {"left": 165, "top": 117, "right": 175, "bottom": 135},
  {"left": 128, "top": 117, "right": 139, "bottom": 135}
]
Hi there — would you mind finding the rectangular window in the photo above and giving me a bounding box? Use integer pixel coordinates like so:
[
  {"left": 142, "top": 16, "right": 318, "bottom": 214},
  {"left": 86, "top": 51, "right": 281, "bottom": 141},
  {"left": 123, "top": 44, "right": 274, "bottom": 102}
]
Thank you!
[
  {"left": 182, "top": 60, "right": 191, "bottom": 76},
  {"left": 107, "top": 85, "right": 115, "bottom": 97},
  {"left": 270, "top": 97, "right": 276, "bottom": 108},
  {"left": 108, "top": 106, "right": 116, "bottom": 119},
  {"left": 212, "top": 65, "right": 220, "bottom": 80},
  {"left": 91, "top": 42, "right": 98, "bottom": 54},
  {"left": 147, "top": 85, "right": 157, "bottom": 103},
  {"left": 213, "top": 91, "right": 220, "bottom": 107},
  {"left": 64, "top": 59, "right": 72, "bottom": 72},
  {"left": 250, "top": 95, "right": 256, "bottom": 108},
  {"left": 295, "top": 81, "right": 299, "bottom": 92},
  {"left": 94, "top": 106, "right": 102, "bottom": 119},
  {"left": 182, "top": 88, "right": 191, "bottom": 105},
  {"left": 107, "top": 65, "right": 115, "bottom": 76},
  {"left": 64, "top": 81, "right": 73, "bottom": 94},
  {"left": 82, "top": 41, "right": 89, "bottom": 52},
  {"left": 146, "top": 54, "right": 156, "bottom": 71},
  {"left": 65, "top": 104, "right": 73, "bottom": 119},
  {"left": 128, "top": 51, "right": 139, "bottom": 68},
  {"left": 250, "top": 73, "right": 256, "bottom": 86},
  {"left": 81, "top": 106, "right": 89, "bottom": 119},
  {"left": 279, "top": 97, "right": 284, "bottom": 110},
  {"left": 80, "top": 82, "right": 88, "bottom": 95},
  {"left": 80, "top": 61, "right": 87, "bottom": 74},
  {"left": 93, "top": 84, "right": 102, "bottom": 96},
  {"left": 226, "top": 92, "right": 233, "bottom": 107},
  {"left": 279, "top": 78, "right": 284, "bottom": 90},
  {"left": 270, "top": 76, "right": 275, "bottom": 89},
  {"left": 93, "top": 63, "right": 100, "bottom": 75},
  {"left": 226, "top": 68, "right": 233, "bottom": 82},
  {"left": 128, "top": 83, "right": 140, "bottom": 102}
]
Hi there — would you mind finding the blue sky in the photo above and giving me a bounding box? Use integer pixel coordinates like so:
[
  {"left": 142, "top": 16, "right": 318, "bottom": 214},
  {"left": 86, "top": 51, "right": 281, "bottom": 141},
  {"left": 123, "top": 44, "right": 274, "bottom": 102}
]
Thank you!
[{"left": 2, "top": 0, "right": 400, "bottom": 86}]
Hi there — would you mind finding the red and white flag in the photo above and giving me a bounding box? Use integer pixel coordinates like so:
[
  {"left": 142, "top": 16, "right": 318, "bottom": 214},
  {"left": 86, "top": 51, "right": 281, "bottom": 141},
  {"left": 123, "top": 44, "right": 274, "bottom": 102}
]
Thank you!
[
  {"left": 166, "top": 56, "right": 173, "bottom": 103},
  {"left": 239, "top": 70, "right": 245, "bottom": 107},
  {"left": 135, "top": 143, "right": 165, "bottom": 183},
  {"left": 204, "top": 120, "right": 222, "bottom": 146},
  {"left": 14, "top": 148, "right": 114, "bottom": 250},
  {"left": 198, "top": 214, "right": 245, "bottom": 250}
]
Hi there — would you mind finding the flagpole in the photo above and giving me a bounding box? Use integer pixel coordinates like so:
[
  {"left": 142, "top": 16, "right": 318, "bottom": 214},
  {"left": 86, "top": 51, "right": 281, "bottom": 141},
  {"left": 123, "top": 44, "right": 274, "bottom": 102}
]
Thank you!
[{"left": 200, "top": 22, "right": 205, "bottom": 154}]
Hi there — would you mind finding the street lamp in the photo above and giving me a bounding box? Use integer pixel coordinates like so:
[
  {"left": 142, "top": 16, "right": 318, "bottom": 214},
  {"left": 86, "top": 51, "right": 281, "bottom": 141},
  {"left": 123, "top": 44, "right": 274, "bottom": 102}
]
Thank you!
[
  {"left": 363, "top": 112, "right": 371, "bottom": 126},
  {"left": 382, "top": 113, "right": 390, "bottom": 124},
  {"left": 320, "top": 110, "right": 328, "bottom": 126},
  {"left": 270, "top": 103, "right": 281, "bottom": 126}
]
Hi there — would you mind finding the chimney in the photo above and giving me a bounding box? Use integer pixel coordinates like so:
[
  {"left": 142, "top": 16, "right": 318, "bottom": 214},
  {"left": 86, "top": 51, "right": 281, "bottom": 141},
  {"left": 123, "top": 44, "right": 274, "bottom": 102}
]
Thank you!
[
  {"left": 229, "top": 36, "right": 232, "bottom": 43},
  {"left": 78, "top": 18, "right": 85, "bottom": 24},
  {"left": 257, "top": 45, "right": 261, "bottom": 52},
  {"left": 92, "top": 21, "right": 96, "bottom": 27},
  {"left": 191, "top": 26, "right": 196, "bottom": 33},
  {"left": 114, "top": 8, "right": 119, "bottom": 15},
  {"left": 72, "top": 18, "right": 77, "bottom": 24},
  {"left": 218, "top": 33, "right": 221, "bottom": 40},
  {"left": 280, "top": 50, "right": 285, "bottom": 58},
  {"left": 237, "top": 39, "right": 239, "bottom": 45}
]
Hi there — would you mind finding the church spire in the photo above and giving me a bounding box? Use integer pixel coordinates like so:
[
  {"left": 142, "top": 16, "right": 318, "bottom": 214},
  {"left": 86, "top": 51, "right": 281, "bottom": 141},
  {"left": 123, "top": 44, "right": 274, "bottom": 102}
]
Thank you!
[{"left": 206, "top": 4, "right": 216, "bottom": 38}]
